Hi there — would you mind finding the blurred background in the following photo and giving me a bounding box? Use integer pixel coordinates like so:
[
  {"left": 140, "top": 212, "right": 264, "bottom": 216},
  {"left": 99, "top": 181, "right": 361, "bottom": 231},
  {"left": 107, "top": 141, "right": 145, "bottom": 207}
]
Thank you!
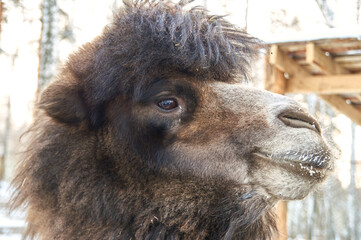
[{"left": 0, "top": 0, "right": 360, "bottom": 239}]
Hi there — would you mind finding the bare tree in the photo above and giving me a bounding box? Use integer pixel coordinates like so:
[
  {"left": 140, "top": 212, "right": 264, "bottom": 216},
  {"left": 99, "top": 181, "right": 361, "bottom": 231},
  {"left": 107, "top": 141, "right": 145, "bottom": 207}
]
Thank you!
[
  {"left": 0, "top": 1, "right": 3, "bottom": 38},
  {"left": 270, "top": 9, "right": 300, "bottom": 33},
  {"left": 0, "top": 97, "right": 11, "bottom": 180},
  {"left": 203, "top": 0, "right": 207, "bottom": 9},
  {"left": 244, "top": 0, "right": 248, "bottom": 31},
  {"left": 314, "top": 0, "right": 335, "bottom": 28},
  {"left": 37, "top": 0, "right": 59, "bottom": 98},
  {"left": 348, "top": 122, "right": 357, "bottom": 240},
  {"left": 357, "top": 0, "right": 361, "bottom": 24}
]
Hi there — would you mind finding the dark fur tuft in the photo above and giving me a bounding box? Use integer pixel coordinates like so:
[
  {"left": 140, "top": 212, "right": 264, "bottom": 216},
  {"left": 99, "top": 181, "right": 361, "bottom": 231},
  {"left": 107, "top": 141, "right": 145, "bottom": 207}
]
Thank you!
[{"left": 77, "top": 0, "right": 260, "bottom": 107}]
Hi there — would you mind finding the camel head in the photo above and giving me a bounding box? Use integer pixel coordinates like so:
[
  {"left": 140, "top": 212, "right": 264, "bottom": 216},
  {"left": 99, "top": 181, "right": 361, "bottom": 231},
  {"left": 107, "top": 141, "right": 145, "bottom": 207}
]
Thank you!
[
  {"left": 13, "top": 1, "right": 334, "bottom": 239},
  {"left": 37, "top": 0, "right": 333, "bottom": 204}
]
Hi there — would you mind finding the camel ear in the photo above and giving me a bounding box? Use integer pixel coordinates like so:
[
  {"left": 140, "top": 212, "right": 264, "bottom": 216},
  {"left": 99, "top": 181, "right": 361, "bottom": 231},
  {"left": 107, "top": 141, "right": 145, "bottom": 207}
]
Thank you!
[{"left": 39, "top": 84, "right": 88, "bottom": 125}]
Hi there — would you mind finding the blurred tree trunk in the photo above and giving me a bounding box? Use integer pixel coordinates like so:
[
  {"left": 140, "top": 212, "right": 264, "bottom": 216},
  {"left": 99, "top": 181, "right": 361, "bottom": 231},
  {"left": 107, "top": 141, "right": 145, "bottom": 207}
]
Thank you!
[
  {"left": 0, "top": 0, "right": 3, "bottom": 180},
  {"left": 0, "top": 97, "right": 11, "bottom": 180},
  {"left": 203, "top": 0, "right": 207, "bottom": 8},
  {"left": 314, "top": 0, "right": 335, "bottom": 27},
  {"left": 37, "top": 0, "right": 59, "bottom": 99},
  {"left": 357, "top": 0, "right": 360, "bottom": 24},
  {"left": 244, "top": 0, "right": 248, "bottom": 31},
  {"left": 348, "top": 122, "right": 357, "bottom": 240},
  {"left": 0, "top": 1, "right": 3, "bottom": 37},
  {"left": 321, "top": 101, "right": 337, "bottom": 240}
]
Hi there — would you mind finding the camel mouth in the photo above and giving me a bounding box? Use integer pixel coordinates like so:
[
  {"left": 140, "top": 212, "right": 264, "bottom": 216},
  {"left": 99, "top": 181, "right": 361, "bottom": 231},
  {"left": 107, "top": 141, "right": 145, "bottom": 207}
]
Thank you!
[{"left": 253, "top": 151, "right": 333, "bottom": 179}]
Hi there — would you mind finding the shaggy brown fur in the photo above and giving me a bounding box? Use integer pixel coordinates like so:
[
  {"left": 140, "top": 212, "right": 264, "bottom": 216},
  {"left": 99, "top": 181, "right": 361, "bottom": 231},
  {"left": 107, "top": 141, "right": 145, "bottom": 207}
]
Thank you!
[{"left": 12, "top": 1, "right": 333, "bottom": 240}]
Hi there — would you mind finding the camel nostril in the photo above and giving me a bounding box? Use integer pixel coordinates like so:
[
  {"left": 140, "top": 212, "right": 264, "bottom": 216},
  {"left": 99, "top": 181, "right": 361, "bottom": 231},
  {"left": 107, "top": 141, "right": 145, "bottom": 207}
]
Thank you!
[{"left": 278, "top": 111, "right": 321, "bottom": 134}]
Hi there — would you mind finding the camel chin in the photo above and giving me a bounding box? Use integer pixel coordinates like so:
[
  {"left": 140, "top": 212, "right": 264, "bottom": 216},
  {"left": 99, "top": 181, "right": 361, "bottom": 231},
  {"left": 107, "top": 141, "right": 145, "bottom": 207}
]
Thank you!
[{"left": 252, "top": 149, "right": 333, "bottom": 200}]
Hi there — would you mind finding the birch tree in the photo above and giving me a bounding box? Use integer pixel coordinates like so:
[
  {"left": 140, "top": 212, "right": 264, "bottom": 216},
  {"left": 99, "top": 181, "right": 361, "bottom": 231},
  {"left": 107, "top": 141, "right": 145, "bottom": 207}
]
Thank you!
[
  {"left": 314, "top": 0, "right": 335, "bottom": 27},
  {"left": 356, "top": 0, "right": 360, "bottom": 24},
  {"left": 0, "top": 1, "right": 3, "bottom": 37},
  {"left": 244, "top": 0, "right": 248, "bottom": 31},
  {"left": 0, "top": 97, "right": 11, "bottom": 180},
  {"left": 37, "top": 0, "right": 59, "bottom": 97},
  {"left": 348, "top": 122, "right": 357, "bottom": 240}
]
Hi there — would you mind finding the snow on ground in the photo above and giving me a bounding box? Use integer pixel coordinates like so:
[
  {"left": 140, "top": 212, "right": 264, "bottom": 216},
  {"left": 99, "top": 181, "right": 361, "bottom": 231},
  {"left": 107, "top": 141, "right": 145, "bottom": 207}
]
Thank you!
[
  {"left": 0, "top": 181, "right": 25, "bottom": 240},
  {"left": 0, "top": 234, "right": 23, "bottom": 240}
]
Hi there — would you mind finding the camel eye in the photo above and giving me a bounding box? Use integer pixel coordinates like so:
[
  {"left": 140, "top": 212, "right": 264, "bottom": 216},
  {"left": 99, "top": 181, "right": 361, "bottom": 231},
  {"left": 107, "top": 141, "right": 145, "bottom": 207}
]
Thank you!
[{"left": 157, "top": 99, "right": 178, "bottom": 111}]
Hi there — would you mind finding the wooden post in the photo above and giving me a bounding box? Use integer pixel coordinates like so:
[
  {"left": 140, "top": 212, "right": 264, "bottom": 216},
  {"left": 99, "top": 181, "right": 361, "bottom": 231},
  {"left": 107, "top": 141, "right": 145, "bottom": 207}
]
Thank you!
[
  {"left": 275, "top": 201, "right": 288, "bottom": 240},
  {"left": 264, "top": 52, "right": 288, "bottom": 240},
  {"left": 264, "top": 50, "right": 286, "bottom": 95}
]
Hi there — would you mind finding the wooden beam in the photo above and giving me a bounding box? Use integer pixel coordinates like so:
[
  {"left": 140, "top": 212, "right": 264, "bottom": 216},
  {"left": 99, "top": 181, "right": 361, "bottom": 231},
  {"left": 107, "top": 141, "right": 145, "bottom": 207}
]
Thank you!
[
  {"left": 334, "top": 55, "right": 361, "bottom": 63},
  {"left": 320, "top": 95, "right": 361, "bottom": 125},
  {"left": 267, "top": 47, "right": 288, "bottom": 240},
  {"left": 273, "top": 38, "right": 361, "bottom": 54},
  {"left": 305, "top": 42, "right": 361, "bottom": 124},
  {"left": 269, "top": 45, "right": 309, "bottom": 78},
  {"left": 269, "top": 45, "right": 361, "bottom": 126},
  {"left": 338, "top": 62, "right": 361, "bottom": 70},
  {"left": 306, "top": 42, "right": 350, "bottom": 75},
  {"left": 268, "top": 46, "right": 361, "bottom": 93},
  {"left": 287, "top": 74, "right": 361, "bottom": 94},
  {"left": 264, "top": 54, "right": 286, "bottom": 94}
]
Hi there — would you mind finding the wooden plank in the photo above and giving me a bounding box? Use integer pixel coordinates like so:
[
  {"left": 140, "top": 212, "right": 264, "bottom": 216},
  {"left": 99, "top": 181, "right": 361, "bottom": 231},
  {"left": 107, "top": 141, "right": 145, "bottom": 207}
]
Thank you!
[
  {"left": 274, "top": 201, "right": 288, "bottom": 240},
  {"left": 296, "top": 59, "right": 308, "bottom": 65},
  {"left": 314, "top": 41, "right": 361, "bottom": 54},
  {"left": 275, "top": 38, "right": 361, "bottom": 54},
  {"left": 264, "top": 54, "right": 286, "bottom": 94},
  {"left": 339, "top": 62, "right": 361, "bottom": 70},
  {"left": 269, "top": 45, "right": 309, "bottom": 78},
  {"left": 266, "top": 48, "right": 288, "bottom": 240},
  {"left": 306, "top": 43, "right": 350, "bottom": 75},
  {"left": 320, "top": 95, "right": 361, "bottom": 125},
  {"left": 339, "top": 94, "right": 361, "bottom": 102},
  {"left": 269, "top": 45, "right": 286, "bottom": 72},
  {"left": 287, "top": 74, "right": 361, "bottom": 94},
  {"left": 305, "top": 42, "right": 361, "bottom": 125},
  {"left": 334, "top": 55, "right": 361, "bottom": 63}
]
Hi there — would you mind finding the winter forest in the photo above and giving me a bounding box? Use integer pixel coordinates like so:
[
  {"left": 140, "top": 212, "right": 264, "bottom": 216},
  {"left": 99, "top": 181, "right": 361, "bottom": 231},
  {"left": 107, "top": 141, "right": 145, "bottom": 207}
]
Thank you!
[{"left": 0, "top": 0, "right": 361, "bottom": 239}]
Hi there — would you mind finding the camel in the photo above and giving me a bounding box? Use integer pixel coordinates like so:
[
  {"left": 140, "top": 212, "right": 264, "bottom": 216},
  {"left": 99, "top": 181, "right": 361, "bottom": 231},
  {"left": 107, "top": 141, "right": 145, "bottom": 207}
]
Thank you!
[{"left": 12, "top": 1, "right": 333, "bottom": 239}]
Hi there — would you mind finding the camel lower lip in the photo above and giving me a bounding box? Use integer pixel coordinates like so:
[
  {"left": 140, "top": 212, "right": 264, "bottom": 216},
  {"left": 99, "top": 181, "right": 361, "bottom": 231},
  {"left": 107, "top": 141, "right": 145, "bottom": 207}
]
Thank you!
[
  {"left": 253, "top": 151, "right": 331, "bottom": 169},
  {"left": 253, "top": 152, "right": 332, "bottom": 178}
]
